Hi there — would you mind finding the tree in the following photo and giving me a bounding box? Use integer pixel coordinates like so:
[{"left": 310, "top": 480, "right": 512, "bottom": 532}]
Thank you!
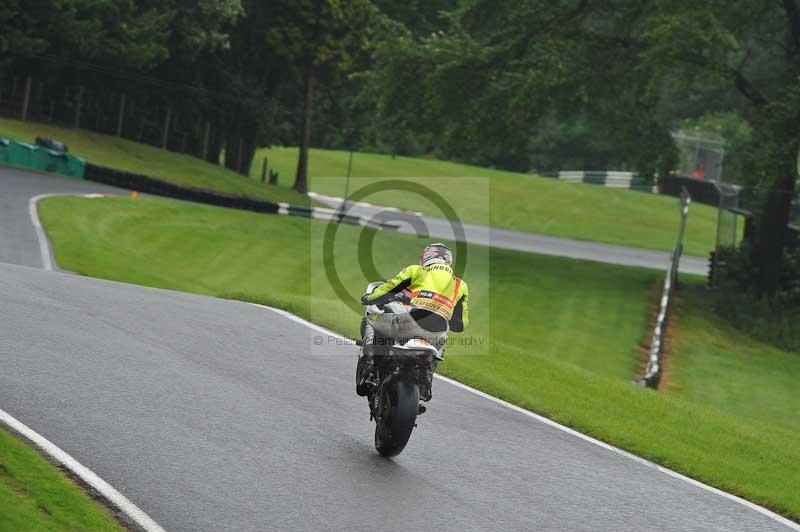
[
  {"left": 264, "top": 0, "right": 371, "bottom": 193},
  {"left": 637, "top": 0, "right": 800, "bottom": 294},
  {"left": 370, "top": 0, "right": 800, "bottom": 294}
]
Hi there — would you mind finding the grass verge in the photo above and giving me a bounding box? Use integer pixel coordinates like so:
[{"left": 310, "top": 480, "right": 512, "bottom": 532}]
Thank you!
[
  {"left": 255, "top": 146, "right": 721, "bottom": 257},
  {"left": 39, "top": 194, "right": 800, "bottom": 521},
  {"left": 0, "top": 426, "right": 124, "bottom": 532},
  {"left": 668, "top": 287, "right": 800, "bottom": 432}
]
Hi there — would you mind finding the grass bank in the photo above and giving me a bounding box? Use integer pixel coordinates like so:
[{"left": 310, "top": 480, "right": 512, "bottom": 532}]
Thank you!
[
  {"left": 668, "top": 288, "right": 800, "bottom": 432},
  {"left": 0, "top": 118, "right": 309, "bottom": 205},
  {"left": 0, "top": 426, "right": 123, "bottom": 531},
  {"left": 39, "top": 195, "right": 800, "bottom": 521},
  {"left": 255, "top": 146, "right": 720, "bottom": 257},
  {"left": 0, "top": 117, "right": 718, "bottom": 256}
]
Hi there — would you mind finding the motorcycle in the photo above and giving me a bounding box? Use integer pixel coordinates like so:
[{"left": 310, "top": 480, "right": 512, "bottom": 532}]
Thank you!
[{"left": 356, "top": 281, "right": 443, "bottom": 457}]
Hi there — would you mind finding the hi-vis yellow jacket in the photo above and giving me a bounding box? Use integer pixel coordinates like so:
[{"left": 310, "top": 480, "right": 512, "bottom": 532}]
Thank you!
[{"left": 363, "top": 263, "right": 469, "bottom": 331}]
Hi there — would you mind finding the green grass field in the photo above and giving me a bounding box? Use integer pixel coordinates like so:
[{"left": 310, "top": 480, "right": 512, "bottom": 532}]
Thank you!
[
  {"left": 0, "top": 118, "right": 310, "bottom": 205},
  {"left": 0, "top": 427, "right": 123, "bottom": 532},
  {"left": 668, "top": 288, "right": 800, "bottom": 432},
  {"left": 38, "top": 195, "right": 800, "bottom": 521},
  {"left": 0, "top": 117, "right": 720, "bottom": 256},
  {"left": 254, "top": 146, "right": 721, "bottom": 257}
]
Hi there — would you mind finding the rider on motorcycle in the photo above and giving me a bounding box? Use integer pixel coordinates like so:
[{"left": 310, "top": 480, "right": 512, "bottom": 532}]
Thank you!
[{"left": 357, "top": 243, "right": 469, "bottom": 402}]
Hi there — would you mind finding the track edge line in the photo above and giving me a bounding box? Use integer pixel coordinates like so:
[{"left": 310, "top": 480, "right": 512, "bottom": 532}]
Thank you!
[
  {"left": 24, "top": 192, "right": 168, "bottom": 531},
  {"left": 0, "top": 408, "right": 168, "bottom": 532},
  {"left": 28, "top": 193, "right": 57, "bottom": 271}
]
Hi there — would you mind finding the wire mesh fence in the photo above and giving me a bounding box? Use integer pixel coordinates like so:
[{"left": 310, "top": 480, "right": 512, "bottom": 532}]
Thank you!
[
  {"left": 715, "top": 183, "right": 741, "bottom": 250},
  {"left": 671, "top": 130, "right": 726, "bottom": 182}
]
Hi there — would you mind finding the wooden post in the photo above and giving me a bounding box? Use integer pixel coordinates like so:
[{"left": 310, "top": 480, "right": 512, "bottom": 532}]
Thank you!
[
  {"left": 201, "top": 121, "right": 210, "bottom": 161},
  {"left": 161, "top": 106, "right": 172, "bottom": 149},
  {"left": 21, "top": 77, "right": 32, "bottom": 121},
  {"left": 261, "top": 156, "right": 268, "bottom": 183},
  {"left": 48, "top": 101, "right": 55, "bottom": 123},
  {"left": 74, "top": 86, "right": 84, "bottom": 128},
  {"left": 116, "top": 93, "right": 126, "bottom": 137}
]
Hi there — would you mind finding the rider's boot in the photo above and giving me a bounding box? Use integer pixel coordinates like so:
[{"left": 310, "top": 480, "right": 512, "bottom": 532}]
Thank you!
[
  {"left": 419, "top": 357, "right": 440, "bottom": 403},
  {"left": 419, "top": 364, "right": 434, "bottom": 402},
  {"left": 356, "top": 323, "right": 376, "bottom": 397}
]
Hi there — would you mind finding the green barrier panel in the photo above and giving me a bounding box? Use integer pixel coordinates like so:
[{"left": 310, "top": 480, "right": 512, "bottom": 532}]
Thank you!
[
  {"left": 0, "top": 138, "right": 9, "bottom": 163},
  {"left": 31, "top": 146, "right": 56, "bottom": 172},
  {"left": 0, "top": 137, "right": 86, "bottom": 179},
  {"left": 8, "top": 141, "right": 37, "bottom": 167},
  {"left": 63, "top": 154, "right": 85, "bottom": 178}
]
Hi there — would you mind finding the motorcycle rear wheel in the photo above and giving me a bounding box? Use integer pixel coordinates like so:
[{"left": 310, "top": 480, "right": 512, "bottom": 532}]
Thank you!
[{"left": 374, "top": 380, "right": 419, "bottom": 457}]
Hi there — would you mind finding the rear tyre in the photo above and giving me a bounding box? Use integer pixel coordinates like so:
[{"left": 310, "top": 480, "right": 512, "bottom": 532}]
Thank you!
[{"left": 374, "top": 380, "right": 419, "bottom": 457}]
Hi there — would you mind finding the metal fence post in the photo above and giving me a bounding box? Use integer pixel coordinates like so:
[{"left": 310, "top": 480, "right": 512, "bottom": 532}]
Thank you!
[
  {"left": 116, "top": 93, "right": 126, "bottom": 137},
  {"left": 162, "top": 106, "right": 172, "bottom": 149},
  {"left": 202, "top": 122, "right": 210, "bottom": 161},
  {"left": 21, "top": 77, "right": 32, "bottom": 121},
  {"left": 237, "top": 136, "right": 244, "bottom": 173},
  {"left": 74, "top": 86, "right": 84, "bottom": 128}
]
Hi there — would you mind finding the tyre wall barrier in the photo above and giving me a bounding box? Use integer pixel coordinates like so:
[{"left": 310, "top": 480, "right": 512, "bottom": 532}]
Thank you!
[
  {"left": 85, "top": 163, "right": 280, "bottom": 214},
  {"left": 84, "top": 163, "right": 395, "bottom": 230}
]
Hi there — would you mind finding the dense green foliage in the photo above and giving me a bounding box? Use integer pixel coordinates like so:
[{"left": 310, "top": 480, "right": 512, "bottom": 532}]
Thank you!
[
  {"left": 364, "top": 0, "right": 800, "bottom": 295},
  {"left": 714, "top": 245, "right": 800, "bottom": 351},
  {"left": 38, "top": 195, "right": 800, "bottom": 521},
  {"left": 2, "top": 0, "right": 372, "bottom": 179}
]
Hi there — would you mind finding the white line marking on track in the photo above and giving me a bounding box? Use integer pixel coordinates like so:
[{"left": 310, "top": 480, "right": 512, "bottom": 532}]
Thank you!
[
  {"left": 0, "top": 408, "right": 168, "bottom": 532},
  {"left": 25, "top": 192, "right": 168, "bottom": 531},
  {"left": 28, "top": 194, "right": 57, "bottom": 271},
  {"left": 251, "top": 302, "right": 800, "bottom": 531}
]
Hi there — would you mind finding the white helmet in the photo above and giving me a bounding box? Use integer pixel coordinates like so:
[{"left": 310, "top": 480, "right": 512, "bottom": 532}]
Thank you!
[{"left": 419, "top": 243, "right": 453, "bottom": 268}]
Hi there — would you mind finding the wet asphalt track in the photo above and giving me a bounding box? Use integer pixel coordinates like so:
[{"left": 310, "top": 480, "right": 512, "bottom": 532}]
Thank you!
[{"left": 0, "top": 166, "right": 793, "bottom": 531}]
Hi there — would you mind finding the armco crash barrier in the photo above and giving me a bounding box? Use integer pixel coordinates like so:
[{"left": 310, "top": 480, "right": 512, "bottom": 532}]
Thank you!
[{"left": 0, "top": 137, "right": 85, "bottom": 178}]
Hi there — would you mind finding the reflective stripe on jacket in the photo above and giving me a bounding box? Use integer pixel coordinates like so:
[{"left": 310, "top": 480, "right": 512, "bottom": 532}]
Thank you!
[{"left": 364, "top": 263, "right": 469, "bottom": 330}]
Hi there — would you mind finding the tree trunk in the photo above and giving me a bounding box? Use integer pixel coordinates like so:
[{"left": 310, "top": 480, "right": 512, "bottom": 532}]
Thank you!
[
  {"left": 206, "top": 130, "right": 222, "bottom": 165},
  {"left": 224, "top": 131, "right": 239, "bottom": 171},
  {"left": 294, "top": 61, "right": 316, "bottom": 194},
  {"left": 240, "top": 138, "right": 256, "bottom": 178},
  {"left": 751, "top": 143, "right": 799, "bottom": 295}
]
